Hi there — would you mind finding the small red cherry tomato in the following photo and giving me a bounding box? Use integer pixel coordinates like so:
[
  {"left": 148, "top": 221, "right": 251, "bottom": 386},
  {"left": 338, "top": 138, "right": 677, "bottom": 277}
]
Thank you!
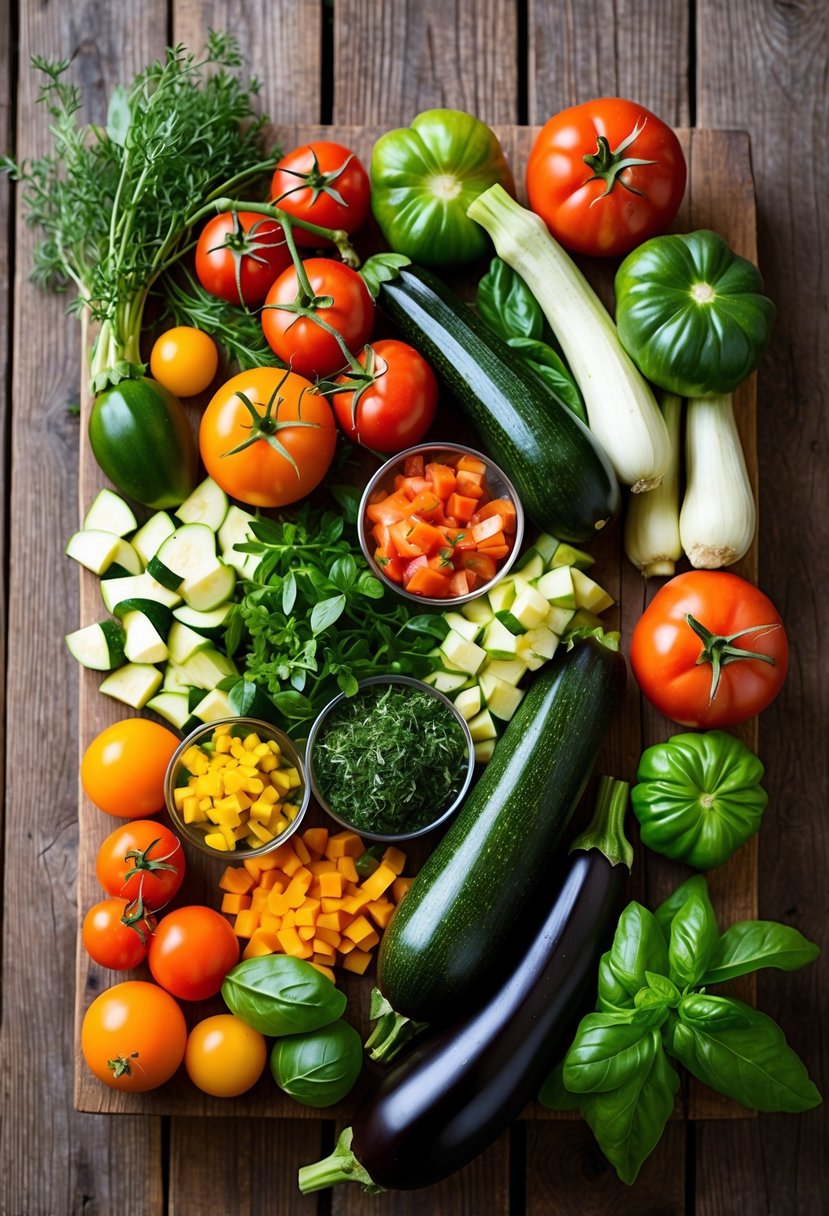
[
  {"left": 331, "top": 340, "right": 439, "bottom": 453},
  {"left": 270, "top": 141, "right": 371, "bottom": 246},
  {"left": 195, "top": 211, "right": 292, "bottom": 305},
  {"left": 96, "top": 820, "right": 186, "bottom": 911},
  {"left": 148, "top": 906, "right": 240, "bottom": 1001},
  {"left": 82, "top": 898, "right": 156, "bottom": 970}
]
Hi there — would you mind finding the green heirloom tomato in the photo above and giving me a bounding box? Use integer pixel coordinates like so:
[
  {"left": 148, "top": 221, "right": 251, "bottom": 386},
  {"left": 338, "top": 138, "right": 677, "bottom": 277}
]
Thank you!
[
  {"left": 631, "top": 730, "right": 767, "bottom": 870},
  {"left": 614, "top": 230, "right": 775, "bottom": 397},
  {"left": 370, "top": 109, "right": 514, "bottom": 267},
  {"left": 270, "top": 1019, "right": 363, "bottom": 1108},
  {"left": 221, "top": 954, "right": 346, "bottom": 1037},
  {"left": 89, "top": 377, "right": 198, "bottom": 509}
]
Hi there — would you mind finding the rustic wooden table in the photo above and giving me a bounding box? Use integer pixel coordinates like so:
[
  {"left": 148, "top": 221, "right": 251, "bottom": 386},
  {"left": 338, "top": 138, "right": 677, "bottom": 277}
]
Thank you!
[{"left": 1, "top": 2, "right": 826, "bottom": 1213}]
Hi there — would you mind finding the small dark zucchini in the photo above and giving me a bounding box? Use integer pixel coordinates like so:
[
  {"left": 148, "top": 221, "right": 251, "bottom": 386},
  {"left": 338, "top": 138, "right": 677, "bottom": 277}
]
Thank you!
[
  {"left": 298, "top": 777, "right": 632, "bottom": 1195},
  {"left": 379, "top": 266, "right": 620, "bottom": 542}
]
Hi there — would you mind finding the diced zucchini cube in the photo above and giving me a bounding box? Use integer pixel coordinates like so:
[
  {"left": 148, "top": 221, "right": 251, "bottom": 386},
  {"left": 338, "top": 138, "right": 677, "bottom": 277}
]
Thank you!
[
  {"left": 514, "top": 549, "right": 544, "bottom": 580},
  {"left": 162, "top": 663, "right": 193, "bottom": 694},
  {"left": 571, "top": 568, "right": 615, "bottom": 614},
  {"left": 443, "top": 611, "right": 482, "bottom": 643},
  {"left": 181, "top": 560, "right": 237, "bottom": 612},
  {"left": 99, "top": 663, "right": 163, "bottom": 709},
  {"left": 481, "top": 617, "right": 522, "bottom": 660},
  {"left": 147, "top": 691, "right": 192, "bottom": 730},
  {"left": 122, "top": 610, "right": 169, "bottom": 665},
  {"left": 219, "top": 505, "right": 258, "bottom": 577},
  {"left": 535, "top": 565, "right": 576, "bottom": 608},
  {"left": 494, "top": 610, "right": 525, "bottom": 636},
  {"left": 64, "top": 620, "right": 126, "bottom": 671},
  {"left": 65, "top": 529, "right": 121, "bottom": 576},
  {"left": 545, "top": 605, "right": 576, "bottom": 635},
  {"left": 566, "top": 608, "right": 604, "bottom": 634},
  {"left": 533, "top": 533, "right": 561, "bottom": 564},
  {"left": 467, "top": 708, "right": 498, "bottom": 743},
  {"left": 509, "top": 578, "right": 550, "bottom": 630},
  {"left": 454, "top": 686, "right": 483, "bottom": 721},
  {"left": 192, "top": 688, "right": 233, "bottom": 722},
  {"left": 517, "top": 626, "right": 559, "bottom": 672},
  {"left": 440, "top": 629, "right": 487, "bottom": 676},
  {"left": 474, "top": 737, "right": 497, "bottom": 764},
  {"left": 110, "top": 539, "right": 143, "bottom": 575},
  {"left": 178, "top": 648, "right": 238, "bottom": 690},
  {"left": 131, "top": 511, "right": 177, "bottom": 566},
  {"left": 175, "top": 477, "right": 229, "bottom": 531},
  {"left": 167, "top": 621, "right": 213, "bottom": 665},
  {"left": 484, "top": 657, "right": 528, "bottom": 686},
  {"left": 479, "top": 670, "right": 525, "bottom": 721},
  {"left": 487, "top": 578, "right": 515, "bottom": 614},
  {"left": 550, "top": 542, "right": 594, "bottom": 571},
  {"left": 82, "top": 489, "right": 138, "bottom": 538},
  {"left": 101, "top": 572, "right": 181, "bottom": 613},
  {"left": 423, "top": 668, "right": 469, "bottom": 694},
  {"left": 461, "top": 598, "right": 495, "bottom": 627}
]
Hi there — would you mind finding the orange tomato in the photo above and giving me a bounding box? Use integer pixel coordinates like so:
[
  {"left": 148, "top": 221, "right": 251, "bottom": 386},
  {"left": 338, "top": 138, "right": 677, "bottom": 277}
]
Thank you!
[
  {"left": 81, "top": 981, "right": 187, "bottom": 1092},
  {"left": 81, "top": 719, "right": 179, "bottom": 818},
  {"left": 149, "top": 326, "right": 219, "bottom": 397},
  {"left": 185, "top": 1014, "right": 267, "bottom": 1097},
  {"left": 199, "top": 367, "right": 337, "bottom": 508}
]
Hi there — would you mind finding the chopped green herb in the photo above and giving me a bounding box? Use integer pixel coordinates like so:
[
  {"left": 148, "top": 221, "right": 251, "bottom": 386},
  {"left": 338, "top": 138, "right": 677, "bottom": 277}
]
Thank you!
[{"left": 311, "top": 684, "right": 469, "bottom": 836}]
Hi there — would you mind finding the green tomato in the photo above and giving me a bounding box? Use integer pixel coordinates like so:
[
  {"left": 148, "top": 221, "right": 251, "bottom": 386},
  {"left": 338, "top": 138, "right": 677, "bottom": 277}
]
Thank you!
[
  {"left": 89, "top": 377, "right": 198, "bottom": 509},
  {"left": 370, "top": 109, "right": 514, "bottom": 267},
  {"left": 221, "top": 955, "right": 346, "bottom": 1037},
  {"left": 614, "top": 230, "right": 776, "bottom": 397},
  {"left": 270, "top": 1019, "right": 362, "bottom": 1108},
  {"left": 631, "top": 730, "right": 767, "bottom": 870}
]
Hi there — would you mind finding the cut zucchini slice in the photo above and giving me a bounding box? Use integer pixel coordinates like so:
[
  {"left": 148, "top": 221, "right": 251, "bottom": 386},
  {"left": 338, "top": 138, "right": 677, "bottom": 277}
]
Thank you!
[
  {"left": 178, "top": 648, "right": 238, "bottom": 690},
  {"left": 474, "top": 737, "right": 497, "bottom": 764},
  {"left": 535, "top": 565, "right": 576, "bottom": 608},
  {"left": 162, "top": 663, "right": 193, "bottom": 694},
  {"left": 461, "top": 597, "right": 494, "bottom": 627},
  {"left": 99, "top": 663, "right": 163, "bottom": 709},
  {"left": 423, "top": 668, "right": 469, "bottom": 694},
  {"left": 131, "top": 511, "right": 177, "bottom": 566},
  {"left": 483, "top": 657, "right": 528, "bottom": 686},
  {"left": 549, "top": 542, "right": 594, "bottom": 571},
  {"left": 111, "top": 597, "right": 173, "bottom": 638},
  {"left": 121, "top": 610, "right": 169, "bottom": 665},
  {"left": 156, "top": 524, "right": 219, "bottom": 582},
  {"left": 571, "top": 568, "right": 615, "bottom": 614},
  {"left": 65, "top": 620, "right": 126, "bottom": 670},
  {"left": 510, "top": 577, "right": 550, "bottom": 630},
  {"left": 219, "top": 504, "right": 259, "bottom": 578},
  {"left": 101, "top": 572, "right": 181, "bottom": 614},
  {"left": 454, "top": 685, "right": 483, "bottom": 721},
  {"left": 544, "top": 605, "right": 576, "bottom": 636},
  {"left": 175, "top": 477, "right": 229, "bottom": 531},
  {"left": 440, "top": 629, "right": 487, "bottom": 675},
  {"left": 110, "top": 538, "right": 143, "bottom": 575},
  {"left": 487, "top": 577, "right": 515, "bottom": 614},
  {"left": 468, "top": 708, "right": 498, "bottom": 743},
  {"left": 443, "top": 611, "right": 482, "bottom": 643},
  {"left": 181, "top": 560, "right": 236, "bottom": 612},
  {"left": 146, "top": 554, "right": 184, "bottom": 591},
  {"left": 481, "top": 618, "right": 522, "bottom": 660},
  {"left": 517, "top": 625, "right": 559, "bottom": 672},
  {"left": 65, "top": 529, "right": 121, "bottom": 575},
  {"left": 147, "top": 691, "right": 192, "bottom": 730},
  {"left": 533, "top": 533, "right": 561, "bottom": 564},
  {"left": 191, "top": 688, "right": 233, "bottom": 722},
  {"left": 514, "top": 550, "right": 544, "bottom": 581},
  {"left": 479, "top": 670, "right": 525, "bottom": 721},
  {"left": 172, "top": 602, "right": 233, "bottom": 635},
  {"left": 167, "top": 620, "right": 213, "bottom": 665},
  {"left": 82, "top": 489, "right": 138, "bottom": 538}
]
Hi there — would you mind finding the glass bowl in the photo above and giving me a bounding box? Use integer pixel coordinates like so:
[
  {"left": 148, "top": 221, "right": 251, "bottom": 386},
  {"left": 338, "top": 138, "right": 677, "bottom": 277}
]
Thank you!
[
  {"left": 357, "top": 441, "right": 525, "bottom": 607},
  {"left": 305, "top": 674, "right": 475, "bottom": 843},
  {"left": 164, "top": 717, "right": 310, "bottom": 861}
]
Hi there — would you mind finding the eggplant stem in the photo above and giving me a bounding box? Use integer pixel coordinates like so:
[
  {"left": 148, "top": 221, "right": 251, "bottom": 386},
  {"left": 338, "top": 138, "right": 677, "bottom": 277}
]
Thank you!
[
  {"left": 569, "top": 776, "right": 633, "bottom": 869},
  {"left": 297, "top": 1127, "right": 383, "bottom": 1195}
]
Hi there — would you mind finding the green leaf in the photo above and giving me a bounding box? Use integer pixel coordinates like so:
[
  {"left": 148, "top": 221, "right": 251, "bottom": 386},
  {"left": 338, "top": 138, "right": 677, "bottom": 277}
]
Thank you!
[
  {"left": 669, "top": 997, "right": 822, "bottom": 1113},
  {"left": 228, "top": 678, "right": 261, "bottom": 717},
  {"left": 606, "top": 902, "right": 670, "bottom": 1001},
  {"left": 250, "top": 517, "right": 286, "bottom": 545},
  {"left": 281, "top": 571, "right": 297, "bottom": 614},
  {"left": 310, "top": 594, "right": 346, "bottom": 635},
  {"left": 355, "top": 572, "right": 385, "bottom": 599},
  {"left": 563, "top": 1012, "right": 660, "bottom": 1094},
  {"left": 105, "top": 84, "right": 131, "bottom": 146},
  {"left": 597, "top": 950, "right": 636, "bottom": 1011},
  {"left": 644, "top": 972, "right": 681, "bottom": 1003},
  {"left": 329, "top": 484, "right": 361, "bottom": 525},
  {"left": 270, "top": 689, "right": 315, "bottom": 720},
  {"left": 700, "top": 920, "right": 820, "bottom": 986},
  {"left": 580, "top": 1034, "right": 679, "bottom": 1186},
  {"left": 654, "top": 874, "right": 711, "bottom": 941},
  {"left": 224, "top": 611, "right": 243, "bottom": 656},
  {"left": 336, "top": 670, "right": 359, "bottom": 697},
  {"left": 359, "top": 252, "right": 411, "bottom": 298},
  {"left": 476, "top": 257, "right": 543, "bottom": 342},
  {"left": 404, "top": 613, "right": 449, "bottom": 641},
  {"left": 329, "top": 555, "right": 357, "bottom": 593},
  {"left": 506, "top": 336, "right": 587, "bottom": 423},
  {"left": 667, "top": 885, "right": 719, "bottom": 988},
  {"left": 538, "top": 1060, "right": 583, "bottom": 1111},
  {"left": 676, "top": 993, "right": 753, "bottom": 1032}
]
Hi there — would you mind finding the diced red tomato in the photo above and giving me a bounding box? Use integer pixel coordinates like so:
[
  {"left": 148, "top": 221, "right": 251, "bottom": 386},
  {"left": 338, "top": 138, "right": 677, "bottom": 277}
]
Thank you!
[
  {"left": 403, "top": 454, "right": 425, "bottom": 477},
  {"left": 403, "top": 555, "right": 428, "bottom": 583},
  {"left": 405, "top": 566, "right": 452, "bottom": 598},
  {"left": 458, "top": 551, "right": 498, "bottom": 582},
  {"left": 472, "top": 497, "right": 518, "bottom": 533},
  {"left": 366, "top": 490, "right": 416, "bottom": 525},
  {"left": 425, "top": 462, "right": 457, "bottom": 500}
]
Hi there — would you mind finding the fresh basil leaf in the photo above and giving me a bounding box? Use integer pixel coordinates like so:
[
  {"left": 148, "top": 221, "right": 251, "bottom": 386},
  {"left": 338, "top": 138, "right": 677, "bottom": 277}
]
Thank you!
[
  {"left": 405, "top": 613, "right": 450, "bottom": 641},
  {"left": 222, "top": 955, "right": 346, "bottom": 1036},
  {"left": 228, "top": 678, "right": 260, "bottom": 717},
  {"left": 359, "top": 252, "right": 411, "bottom": 298},
  {"left": 329, "top": 484, "right": 361, "bottom": 525},
  {"left": 329, "top": 555, "right": 357, "bottom": 593},
  {"left": 270, "top": 689, "right": 315, "bottom": 720},
  {"left": 310, "top": 594, "right": 346, "bottom": 634},
  {"left": 676, "top": 993, "right": 752, "bottom": 1031},
  {"left": 644, "top": 972, "right": 680, "bottom": 1003},
  {"left": 607, "top": 902, "right": 670, "bottom": 1000},
  {"left": 700, "top": 920, "right": 821, "bottom": 986},
  {"left": 476, "top": 257, "right": 544, "bottom": 342},
  {"left": 224, "top": 611, "right": 243, "bottom": 656},
  {"left": 282, "top": 571, "right": 297, "bottom": 614},
  {"left": 355, "top": 572, "right": 385, "bottom": 599},
  {"left": 538, "top": 1060, "right": 584, "bottom": 1111},
  {"left": 506, "top": 336, "right": 587, "bottom": 423},
  {"left": 580, "top": 1034, "right": 679, "bottom": 1186},
  {"left": 290, "top": 669, "right": 307, "bottom": 693},
  {"left": 337, "top": 670, "right": 360, "bottom": 697},
  {"left": 669, "top": 997, "right": 822, "bottom": 1113},
  {"left": 633, "top": 988, "right": 671, "bottom": 1014},
  {"left": 668, "top": 886, "right": 719, "bottom": 988},
  {"left": 249, "top": 517, "right": 286, "bottom": 544},
  {"left": 654, "top": 874, "right": 711, "bottom": 941},
  {"left": 564, "top": 1013, "right": 659, "bottom": 1094},
  {"left": 597, "top": 950, "right": 635, "bottom": 1011}
]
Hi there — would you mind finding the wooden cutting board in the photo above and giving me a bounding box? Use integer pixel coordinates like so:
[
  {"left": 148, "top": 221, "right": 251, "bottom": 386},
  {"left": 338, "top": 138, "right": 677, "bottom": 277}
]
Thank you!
[{"left": 74, "top": 124, "right": 759, "bottom": 1121}]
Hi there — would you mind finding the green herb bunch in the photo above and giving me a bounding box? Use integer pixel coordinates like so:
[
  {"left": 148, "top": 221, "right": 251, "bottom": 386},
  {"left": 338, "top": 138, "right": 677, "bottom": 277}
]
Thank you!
[
  {"left": 542, "top": 874, "right": 821, "bottom": 1183},
  {"left": 312, "top": 684, "right": 469, "bottom": 835},
  {"left": 4, "top": 33, "right": 278, "bottom": 391},
  {"left": 221, "top": 490, "right": 447, "bottom": 727}
]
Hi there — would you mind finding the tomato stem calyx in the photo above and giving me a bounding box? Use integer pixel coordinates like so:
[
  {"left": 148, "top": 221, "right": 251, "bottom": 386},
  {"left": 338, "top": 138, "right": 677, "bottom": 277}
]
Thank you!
[
  {"left": 272, "top": 147, "right": 355, "bottom": 209},
  {"left": 223, "top": 373, "right": 321, "bottom": 478},
  {"left": 582, "top": 118, "right": 656, "bottom": 199},
  {"left": 107, "top": 1052, "right": 139, "bottom": 1078},
  {"left": 685, "top": 612, "right": 781, "bottom": 703},
  {"left": 122, "top": 839, "right": 180, "bottom": 883}
]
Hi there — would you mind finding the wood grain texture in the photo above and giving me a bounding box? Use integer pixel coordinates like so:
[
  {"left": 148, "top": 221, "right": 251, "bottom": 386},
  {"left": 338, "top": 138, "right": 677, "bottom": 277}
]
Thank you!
[
  {"left": 0, "top": 3, "right": 165, "bottom": 1215},
  {"left": 528, "top": 0, "right": 690, "bottom": 125},
  {"left": 694, "top": 0, "right": 828, "bottom": 1203},
  {"left": 332, "top": 0, "right": 519, "bottom": 124}
]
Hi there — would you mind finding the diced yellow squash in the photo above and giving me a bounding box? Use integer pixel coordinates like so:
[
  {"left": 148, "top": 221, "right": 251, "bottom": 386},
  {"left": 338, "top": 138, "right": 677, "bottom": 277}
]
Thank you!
[
  {"left": 360, "top": 863, "right": 397, "bottom": 901},
  {"left": 342, "top": 948, "right": 373, "bottom": 975}
]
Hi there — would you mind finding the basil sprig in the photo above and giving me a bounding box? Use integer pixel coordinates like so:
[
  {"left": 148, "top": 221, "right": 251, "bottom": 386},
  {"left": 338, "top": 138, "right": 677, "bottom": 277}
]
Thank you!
[{"left": 542, "top": 875, "right": 821, "bottom": 1184}]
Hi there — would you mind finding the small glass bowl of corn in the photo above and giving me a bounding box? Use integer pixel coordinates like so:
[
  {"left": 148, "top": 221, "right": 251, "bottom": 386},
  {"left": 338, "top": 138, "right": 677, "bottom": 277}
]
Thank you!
[{"left": 164, "top": 718, "right": 310, "bottom": 860}]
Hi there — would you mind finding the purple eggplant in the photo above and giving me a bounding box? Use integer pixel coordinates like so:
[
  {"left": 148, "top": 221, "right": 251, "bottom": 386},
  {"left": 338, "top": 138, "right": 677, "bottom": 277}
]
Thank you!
[{"left": 298, "top": 777, "right": 632, "bottom": 1194}]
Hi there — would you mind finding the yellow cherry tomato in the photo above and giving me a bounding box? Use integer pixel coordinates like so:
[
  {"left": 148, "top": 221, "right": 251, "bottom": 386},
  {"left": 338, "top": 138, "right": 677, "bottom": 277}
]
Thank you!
[
  {"left": 185, "top": 1014, "right": 267, "bottom": 1097},
  {"left": 150, "top": 326, "right": 219, "bottom": 397},
  {"left": 81, "top": 718, "right": 180, "bottom": 819}
]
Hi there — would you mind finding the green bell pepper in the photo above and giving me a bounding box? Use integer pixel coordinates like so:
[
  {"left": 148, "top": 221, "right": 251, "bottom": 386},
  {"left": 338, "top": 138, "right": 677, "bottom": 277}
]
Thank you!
[
  {"left": 631, "top": 730, "right": 767, "bottom": 869},
  {"left": 614, "top": 229, "right": 775, "bottom": 397},
  {"left": 370, "top": 109, "right": 514, "bottom": 267}
]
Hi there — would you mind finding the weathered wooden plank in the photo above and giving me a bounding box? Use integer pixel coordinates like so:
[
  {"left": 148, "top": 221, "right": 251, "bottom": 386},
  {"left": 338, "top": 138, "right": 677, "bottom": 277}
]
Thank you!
[
  {"left": 332, "top": 0, "right": 519, "bottom": 125},
  {"left": 527, "top": 0, "right": 690, "bottom": 126},
  {"left": 1, "top": 3, "right": 165, "bottom": 1215},
  {"left": 694, "top": 0, "right": 828, "bottom": 1202}
]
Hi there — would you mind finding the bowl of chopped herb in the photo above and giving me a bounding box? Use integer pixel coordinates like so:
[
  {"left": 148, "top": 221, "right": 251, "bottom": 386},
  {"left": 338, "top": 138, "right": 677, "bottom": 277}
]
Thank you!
[{"left": 305, "top": 675, "right": 475, "bottom": 842}]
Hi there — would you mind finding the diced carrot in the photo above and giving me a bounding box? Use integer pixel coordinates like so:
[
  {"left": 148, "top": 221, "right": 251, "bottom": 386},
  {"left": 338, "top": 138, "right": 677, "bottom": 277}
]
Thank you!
[
  {"left": 440, "top": 527, "right": 476, "bottom": 551},
  {"left": 405, "top": 566, "right": 452, "bottom": 598},
  {"left": 407, "top": 489, "right": 444, "bottom": 520},
  {"left": 456, "top": 454, "right": 487, "bottom": 475},
  {"left": 375, "top": 551, "right": 407, "bottom": 584},
  {"left": 336, "top": 855, "right": 359, "bottom": 883},
  {"left": 277, "top": 925, "right": 313, "bottom": 959},
  {"left": 403, "top": 453, "right": 425, "bottom": 477},
  {"left": 258, "top": 869, "right": 280, "bottom": 892},
  {"left": 292, "top": 836, "right": 312, "bottom": 865},
  {"left": 268, "top": 889, "right": 290, "bottom": 916},
  {"left": 478, "top": 530, "right": 507, "bottom": 551},
  {"left": 457, "top": 550, "right": 497, "bottom": 581},
  {"left": 298, "top": 925, "right": 316, "bottom": 941},
  {"left": 282, "top": 909, "right": 296, "bottom": 930},
  {"left": 312, "top": 938, "right": 337, "bottom": 963},
  {"left": 425, "top": 462, "right": 457, "bottom": 500},
  {"left": 389, "top": 519, "right": 424, "bottom": 558},
  {"left": 250, "top": 887, "right": 269, "bottom": 912},
  {"left": 476, "top": 542, "right": 510, "bottom": 560},
  {"left": 309, "top": 859, "right": 338, "bottom": 876},
  {"left": 317, "top": 910, "right": 350, "bottom": 932},
  {"left": 365, "top": 490, "right": 415, "bottom": 526},
  {"left": 301, "top": 827, "right": 328, "bottom": 857},
  {"left": 233, "top": 909, "right": 261, "bottom": 939},
  {"left": 295, "top": 900, "right": 321, "bottom": 927},
  {"left": 284, "top": 868, "right": 313, "bottom": 908},
  {"left": 360, "top": 862, "right": 398, "bottom": 901},
  {"left": 309, "top": 961, "right": 337, "bottom": 983},
  {"left": 342, "top": 948, "right": 373, "bottom": 975},
  {"left": 219, "top": 866, "right": 255, "bottom": 895},
  {"left": 221, "top": 892, "right": 252, "bottom": 915},
  {"left": 260, "top": 912, "right": 281, "bottom": 933},
  {"left": 315, "top": 926, "right": 342, "bottom": 949},
  {"left": 392, "top": 876, "right": 414, "bottom": 903},
  {"left": 337, "top": 937, "right": 357, "bottom": 955},
  {"left": 325, "top": 830, "right": 364, "bottom": 859},
  {"left": 381, "top": 846, "right": 407, "bottom": 875},
  {"left": 404, "top": 517, "right": 446, "bottom": 554},
  {"left": 241, "top": 858, "right": 262, "bottom": 882},
  {"left": 456, "top": 472, "right": 486, "bottom": 498},
  {"left": 340, "top": 890, "right": 373, "bottom": 915},
  {"left": 445, "top": 492, "right": 478, "bottom": 523},
  {"left": 254, "top": 853, "right": 280, "bottom": 872},
  {"left": 366, "top": 899, "right": 395, "bottom": 929},
  {"left": 372, "top": 521, "right": 392, "bottom": 548},
  {"left": 472, "top": 497, "right": 517, "bottom": 532}
]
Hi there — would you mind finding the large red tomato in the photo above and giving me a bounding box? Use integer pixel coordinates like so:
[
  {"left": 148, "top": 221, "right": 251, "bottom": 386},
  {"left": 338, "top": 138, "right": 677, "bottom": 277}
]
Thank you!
[
  {"left": 261, "top": 258, "right": 374, "bottom": 380},
  {"left": 526, "top": 98, "right": 686, "bottom": 257},
  {"left": 195, "top": 211, "right": 292, "bottom": 305},
  {"left": 81, "top": 981, "right": 187, "bottom": 1092},
  {"left": 96, "top": 820, "right": 186, "bottom": 911},
  {"left": 199, "top": 366, "right": 337, "bottom": 508},
  {"left": 270, "top": 141, "right": 371, "bottom": 246},
  {"left": 331, "top": 340, "right": 439, "bottom": 453},
  {"left": 630, "top": 571, "right": 788, "bottom": 728},
  {"left": 148, "top": 905, "right": 240, "bottom": 1001}
]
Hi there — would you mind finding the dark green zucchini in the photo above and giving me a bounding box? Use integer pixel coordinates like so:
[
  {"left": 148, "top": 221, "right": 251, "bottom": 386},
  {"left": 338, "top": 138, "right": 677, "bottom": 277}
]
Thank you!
[
  {"left": 379, "top": 266, "right": 620, "bottom": 543},
  {"left": 368, "top": 633, "right": 626, "bottom": 1061},
  {"left": 89, "top": 377, "right": 198, "bottom": 509}
]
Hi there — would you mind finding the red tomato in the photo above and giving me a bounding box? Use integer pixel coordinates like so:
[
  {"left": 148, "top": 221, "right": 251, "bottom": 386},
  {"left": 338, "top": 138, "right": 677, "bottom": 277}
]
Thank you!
[
  {"left": 630, "top": 571, "right": 788, "bottom": 728},
  {"left": 199, "top": 366, "right": 337, "bottom": 508},
  {"left": 332, "top": 340, "right": 439, "bottom": 453},
  {"left": 82, "top": 898, "right": 156, "bottom": 970},
  {"left": 526, "top": 98, "right": 686, "bottom": 257},
  {"left": 261, "top": 258, "right": 374, "bottom": 379},
  {"left": 148, "top": 905, "right": 240, "bottom": 1001},
  {"left": 81, "top": 980, "right": 187, "bottom": 1092},
  {"left": 195, "top": 211, "right": 292, "bottom": 305},
  {"left": 81, "top": 719, "right": 180, "bottom": 819},
  {"left": 270, "top": 141, "right": 371, "bottom": 246},
  {"left": 96, "top": 820, "right": 186, "bottom": 911}
]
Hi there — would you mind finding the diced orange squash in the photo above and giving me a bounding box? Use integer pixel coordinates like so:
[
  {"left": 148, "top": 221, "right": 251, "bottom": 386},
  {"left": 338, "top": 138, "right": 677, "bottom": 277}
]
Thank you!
[
  {"left": 309, "top": 961, "right": 336, "bottom": 983},
  {"left": 233, "top": 909, "right": 261, "bottom": 939},
  {"left": 340, "top": 890, "right": 372, "bottom": 915},
  {"left": 267, "top": 889, "right": 290, "bottom": 916},
  {"left": 336, "top": 855, "right": 359, "bottom": 883},
  {"left": 365, "top": 489, "right": 415, "bottom": 526},
  {"left": 258, "top": 869, "right": 280, "bottom": 892},
  {"left": 360, "top": 863, "right": 398, "bottom": 901},
  {"left": 281, "top": 910, "right": 296, "bottom": 930},
  {"left": 312, "top": 938, "right": 337, "bottom": 963},
  {"left": 293, "top": 836, "right": 312, "bottom": 865},
  {"left": 445, "top": 492, "right": 478, "bottom": 523},
  {"left": 259, "top": 912, "right": 281, "bottom": 933},
  {"left": 255, "top": 853, "right": 280, "bottom": 871},
  {"left": 243, "top": 928, "right": 281, "bottom": 958},
  {"left": 219, "top": 866, "right": 255, "bottom": 895},
  {"left": 302, "top": 827, "right": 329, "bottom": 857},
  {"left": 392, "top": 876, "right": 414, "bottom": 903},
  {"left": 284, "top": 868, "right": 313, "bottom": 908},
  {"left": 365, "top": 899, "right": 395, "bottom": 929},
  {"left": 405, "top": 565, "right": 451, "bottom": 598},
  {"left": 319, "top": 871, "right": 346, "bottom": 899},
  {"left": 381, "top": 847, "right": 407, "bottom": 875},
  {"left": 473, "top": 496, "right": 518, "bottom": 533},
  {"left": 309, "top": 859, "right": 338, "bottom": 876},
  {"left": 317, "top": 910, "right": 350, "bottom": 932},
  {"left": 250, "top": 887, "right": 269, "bottom": 911},
  {"left": 277, "top": 925, "right": 313, "bottom": 959},
  {"left": 337, "top": 937, "right": 357, "bottom": 955},
  {"left": 295, "top": 900, "right": 321, "bottom": 927},
  {"left": 342, "top": 915, "right": 377, "bottom": 948},
  {"left": 425, "top": 462, "right": 457, "bottom": 500},
  {"left": 342, "top": 948, "right": 373, "bottom": 975},
  {"left": 325, "top": 831, "right": 364, "bottom": 860},
  {"left": 298, "top": 925, "right": 316, "bottom": 942},
  {"left": 314, "top": 926, "right": 341, "bottom": 949},
  {"left": 221, "top": 892, "right": 252, "bottom": 915}
]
